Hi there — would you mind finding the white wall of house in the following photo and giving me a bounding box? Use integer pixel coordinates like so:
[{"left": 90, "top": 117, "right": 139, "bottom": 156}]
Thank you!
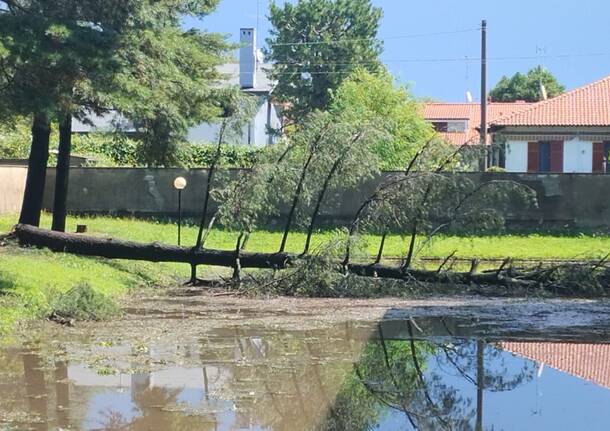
[
  {"left": 186, "top": 98, "right": 281, "bottom": 146},
  {"left": 563, "top": 138, "right": 592, "bottom": 173},
  {"left": 505, "top": 141, "right": 528, "bottom": 172}
]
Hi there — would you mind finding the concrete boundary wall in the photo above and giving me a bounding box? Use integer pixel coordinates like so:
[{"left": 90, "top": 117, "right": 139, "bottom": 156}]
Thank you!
[
  {"left": 2, "top": 166, "right": 610, "bottom": 229},
  {"left": 0, "top": 166, "right": 27, "bottom": 215}
]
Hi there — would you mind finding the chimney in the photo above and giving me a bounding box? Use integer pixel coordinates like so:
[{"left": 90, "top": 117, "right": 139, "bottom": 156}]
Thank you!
[{"left": 240, "top": 28, "right": 256, "bottom": 89}]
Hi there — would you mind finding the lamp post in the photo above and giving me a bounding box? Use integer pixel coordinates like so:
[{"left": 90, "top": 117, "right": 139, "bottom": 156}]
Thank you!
[{"left": 173, "top": 176, "right": 187, "bottom": 245}]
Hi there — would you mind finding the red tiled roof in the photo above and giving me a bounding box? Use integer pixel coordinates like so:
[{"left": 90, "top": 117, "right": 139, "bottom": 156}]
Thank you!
[
  {"left": 500, "top": 341, "right": 610, "bottom": 389},
  {"left": 422, "top": 102, "right": 533, "bottom": 145},
  {"left": 491, "top": 75, "right": 610, "bottom": 127}
]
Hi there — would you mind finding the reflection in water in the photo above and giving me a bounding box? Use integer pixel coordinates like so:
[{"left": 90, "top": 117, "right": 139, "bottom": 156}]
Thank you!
[
  {"left": 2, "top": 320, "right": 610, "bottom": 430},
  {"left": 22, "top": 349, "right": 48, "bottom": 431},
  {"left": 54, "top": 355, "right": 70, "bottom": 429}
]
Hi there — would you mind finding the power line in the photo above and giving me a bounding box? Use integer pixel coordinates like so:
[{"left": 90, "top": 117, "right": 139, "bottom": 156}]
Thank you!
[
  {"left": 266, "top": 27, "right": 480, "bottom": 47},
  {"left": 266, "top": 51, "right": 610, "bottom": 69}
]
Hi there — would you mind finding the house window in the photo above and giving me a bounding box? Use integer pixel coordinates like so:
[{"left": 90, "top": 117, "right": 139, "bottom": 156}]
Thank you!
[
  {"left": 528, "top": 141, "right": 563, "bottom": 173},
  {"left": 431, "top": 121, "right": 467, "bottom": 133}
]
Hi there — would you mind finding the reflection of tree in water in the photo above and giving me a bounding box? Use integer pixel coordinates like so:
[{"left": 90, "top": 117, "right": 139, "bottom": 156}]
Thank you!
[
  {"left": 199, "top": 324, "right": 369, "bottom": 430},
  {"left": 319, "top": 323, "right": 535, "bottom": 431},
  {"left": 95, "top": 373, "right": 220, "bottom": 431},
  {"left": 194, "top": 323, "right": 534, "bottom": 430}
]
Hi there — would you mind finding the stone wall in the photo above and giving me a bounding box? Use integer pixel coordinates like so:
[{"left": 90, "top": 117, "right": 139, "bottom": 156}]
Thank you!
[{"left": 2, "top": 166, "right": 610, "bottom": 229}]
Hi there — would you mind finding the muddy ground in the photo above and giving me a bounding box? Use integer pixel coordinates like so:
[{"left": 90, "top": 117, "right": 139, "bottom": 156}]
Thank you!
[{"left": 22, "top": 288, "right": 610, "bottom": 346}]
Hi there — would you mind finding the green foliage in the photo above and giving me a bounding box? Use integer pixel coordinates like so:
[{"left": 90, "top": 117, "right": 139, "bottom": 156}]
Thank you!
[
  {"left": 0, "top": 117, "right": 31, "bottom": 159},
  {"left": 331, "top": 68, "right": 435, "bottom": 170},
  {"left": 250, "top": 236, "right": 416, "bottom": 298},
  {"left": 48, "top": 282, "right": 120, "bottom": 321},
  {"left": 213, "top": 150, "right": 281, "bottom": 233},
  {"left": 120, "top": 28, "right": 234, "bottom": 166},
  {"left": 183, "top": 143, "right": 260, "bottom": 168},
  {"left": 71, "top": 133, "right": 139, "bottom": 166},
  {"left": 543, "top": 265, "right": 610, "bottom": 297},
  {"left": 489, "top": 66, "right": 565, "bottom": 102},
  {"left": 266, "top": 0, "right": 383, "bottom": 123},
  {"left": 64, "top": 133, "right": 260, "bottom": 167},
  {"left": 364, "top": 174, "right": 537, "bottom": 236}
]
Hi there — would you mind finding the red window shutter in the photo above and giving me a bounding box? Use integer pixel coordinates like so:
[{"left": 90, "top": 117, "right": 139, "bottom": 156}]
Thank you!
[
  {"left": 527, "top": 142, "right": 539, "bottom": 172},
  {"left": 550, "top": 141, "right": 563, "bottom": 172},
  {"left": 593, "top": 142, "right": 604, "bottom": 173}
]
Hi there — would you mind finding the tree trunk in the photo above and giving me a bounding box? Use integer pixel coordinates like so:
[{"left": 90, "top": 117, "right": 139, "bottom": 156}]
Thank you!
[
  {"left": 278, "top": 123, "right": 332, "bottom": 253},
  {"left": 303, "top": 132, "right": 362, "bottom": 255},
  {"left": 14, "top": 224, "right": 538, "bottom": 288},
  {"left": 476, "top": 339, "right": 485, "bottom": 431},
  {"left": 402, "top": 221, "right": 418, "bottom": 270},
  {"left": 19, "top": 113, "right": 51, "bottom": 227},
  {"left": 303, "top": 157, "right": 341, "bottom": 255},
  {"left": 51, "top": 113, "right": 72, "bottom": 232},
  {"left": 15, "top": 224, "right": 292, "bottom": 268},
  {"left": 375, "top": 231, "right": 388, "bottom": 264},
  {"left": 195, "top": 122, "right": 226, "bottom": 249},
  {"left": 279, "top": 149, "right": 315, "bottom": 253}
]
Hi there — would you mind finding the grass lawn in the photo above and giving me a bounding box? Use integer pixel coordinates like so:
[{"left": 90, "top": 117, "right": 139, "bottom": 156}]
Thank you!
[{"left": 1, "top": 212, "right": 609, "bottom": 334}]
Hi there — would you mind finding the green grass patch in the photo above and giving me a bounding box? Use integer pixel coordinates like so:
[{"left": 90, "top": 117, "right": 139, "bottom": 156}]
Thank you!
[{"left": 0, "top": 218, "right": 185, "bottom": 334}]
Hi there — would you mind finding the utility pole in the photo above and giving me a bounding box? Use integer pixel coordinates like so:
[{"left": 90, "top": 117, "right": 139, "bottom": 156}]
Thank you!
[
  {"left": 475, "top": 339, "right": 485, "bottom": 431},
  {"left": 480, "top": 19, "right": 488, "bottom": 170}
]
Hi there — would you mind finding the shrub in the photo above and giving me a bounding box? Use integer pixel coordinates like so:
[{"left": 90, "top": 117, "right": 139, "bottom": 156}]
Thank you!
[
  {"left": 71, "top": 134, "right": 261, "bottom": 168},
  {"left": 72, "top": 133, "right": 140, "bottom": 166},
  {"left": 48, "top": 283, "right": 120, "bottom": 322},
  {"left": 184, "top": 142, "right": 261, "bottom": 168}
]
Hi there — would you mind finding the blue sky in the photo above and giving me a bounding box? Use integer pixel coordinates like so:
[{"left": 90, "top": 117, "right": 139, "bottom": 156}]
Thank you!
[{"left": 185, "top": 0, "right": 610, "bottom": 102}]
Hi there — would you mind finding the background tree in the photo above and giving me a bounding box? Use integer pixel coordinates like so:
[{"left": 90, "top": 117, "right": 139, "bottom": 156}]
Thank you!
[
  {"left": 489, "top": 66, "right": 565, "bottom": 102},
  {"left": 116, "top": 23, "right": 232, "bottom": 168},
  {"left": 0, "top": 0, "right": 230, "bottom": 230},
  {"left": 0, "top": 0, "right": 126, "bottom": 226},
  {"left": 330, "top": 67, "right": 435, "bottom": 170},
  {"left": 265, "top": 0, "right": 383, "bottom": 124}
]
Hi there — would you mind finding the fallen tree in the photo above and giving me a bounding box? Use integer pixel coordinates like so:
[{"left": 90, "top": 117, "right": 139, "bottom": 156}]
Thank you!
[
  {"left": 16, "top": 224, "right": 598, "bottom": 289},
  {"left": 14, "top": 224, "right": 292, "bottom": 270}
]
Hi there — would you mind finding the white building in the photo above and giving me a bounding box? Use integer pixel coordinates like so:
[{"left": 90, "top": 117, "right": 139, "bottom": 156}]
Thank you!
[
  {"left": 72, "top": 28, "right": 282, "bottom": 147},
  {"left": 491, "top": 75, "right": 610, "bottom": 173}
]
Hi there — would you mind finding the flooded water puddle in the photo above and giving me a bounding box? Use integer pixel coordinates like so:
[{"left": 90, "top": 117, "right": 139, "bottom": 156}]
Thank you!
[{"left": 3, "top": 295, "right": 610, "bottom": 430}]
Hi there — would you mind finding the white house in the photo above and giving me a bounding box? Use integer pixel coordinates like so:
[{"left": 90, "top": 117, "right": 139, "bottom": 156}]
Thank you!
[
  {"left": 490, "top": 75, "right": 610, "bottom": 173},
  {"left": 72, "top": 28, "right": 282, "bottom": 147}
]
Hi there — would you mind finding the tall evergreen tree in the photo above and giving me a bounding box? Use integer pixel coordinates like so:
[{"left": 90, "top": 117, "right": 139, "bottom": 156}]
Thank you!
[
  {"left": 265, "top": 0, "right": 383, "bottom": 124},
  {"left": 0, "top": 0, "right": 230, "bottom": 229}
]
